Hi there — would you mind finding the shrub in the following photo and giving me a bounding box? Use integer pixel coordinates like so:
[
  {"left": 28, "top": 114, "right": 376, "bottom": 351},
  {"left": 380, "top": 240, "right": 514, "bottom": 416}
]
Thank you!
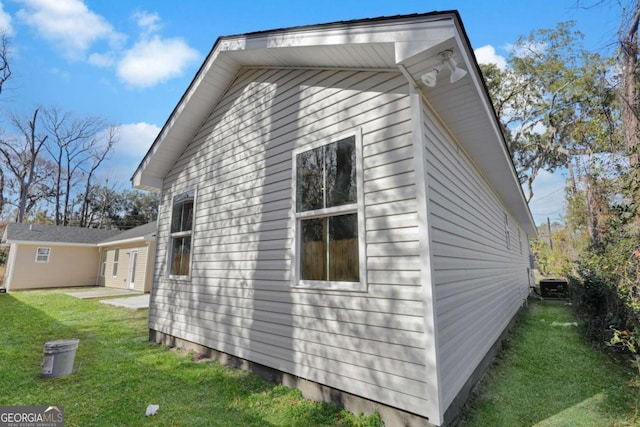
[
  {"left": 0, "top": 246, "right": 7, "bottom": 265},
  {"left": 570, "top": 237, "right": 640, "bottom": 351}
]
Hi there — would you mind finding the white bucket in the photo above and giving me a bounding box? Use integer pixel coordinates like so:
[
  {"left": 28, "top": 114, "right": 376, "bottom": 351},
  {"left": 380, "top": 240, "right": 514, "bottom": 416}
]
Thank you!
[{"left": 41, "top": 339, "right": 79, "bottom": 378}]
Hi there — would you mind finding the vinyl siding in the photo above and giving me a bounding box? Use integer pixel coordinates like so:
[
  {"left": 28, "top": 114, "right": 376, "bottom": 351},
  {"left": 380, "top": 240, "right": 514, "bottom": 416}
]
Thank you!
[
  {"left": 102, "top": 243, "right": 153, "bottom": 292},
  {"left": 149, "top": 69, "right": 432, "bottom": 415},
  {"left": 421, "top": 102, "right": 530, "bottom": 410}
]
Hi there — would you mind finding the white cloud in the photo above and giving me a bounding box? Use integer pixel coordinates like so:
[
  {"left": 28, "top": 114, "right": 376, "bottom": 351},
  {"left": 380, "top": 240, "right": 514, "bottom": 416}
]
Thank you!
[
  {"left": 133, "top": 10, "right": 162, "bottom": 37},
  {"left": 88, "top": 52, "right": 116, "bottom": 67},
  {"left": 15, "top": 2, "right": 198, "bottom": 88},
  {"left": 97, "top": 122, "right": 160, "bottom": 186},
  {"left": 0, "top": 2, "right": 13, "bottom": 35},
  {"left": 50, "top": 66, "right": 71, "bottom": 81},
  {"left": 114, "top": 11, "right": 199, "bottom": 88},
  {"left": 116, "top": 122, "right": 160, "bottom": 158},
  {"left": 16, "top": 0, "right": 125, "bottom": 59},
  {"left": 474, "top": 45, "right": 507, "bottom": 70},
  {"left": 116, "top": 35, "right": 199, "bottom": 88}
]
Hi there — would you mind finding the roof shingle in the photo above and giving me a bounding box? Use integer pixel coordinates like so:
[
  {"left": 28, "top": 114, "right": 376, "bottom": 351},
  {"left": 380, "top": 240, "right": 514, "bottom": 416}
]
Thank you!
[{"left": 3, "top": 223, "right": 122, "bottom": 245}]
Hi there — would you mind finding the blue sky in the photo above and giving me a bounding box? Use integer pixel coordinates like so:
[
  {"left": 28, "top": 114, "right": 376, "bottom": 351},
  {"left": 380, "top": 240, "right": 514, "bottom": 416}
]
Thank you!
[{"left": 0, "top": 0, "right": 624, "bottom": 225}]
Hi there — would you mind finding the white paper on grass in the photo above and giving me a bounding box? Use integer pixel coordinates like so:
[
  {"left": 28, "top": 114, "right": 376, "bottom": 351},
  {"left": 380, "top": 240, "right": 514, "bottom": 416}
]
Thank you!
[{"left": 145, "top": 404, "right": 159, "bottom": 416}]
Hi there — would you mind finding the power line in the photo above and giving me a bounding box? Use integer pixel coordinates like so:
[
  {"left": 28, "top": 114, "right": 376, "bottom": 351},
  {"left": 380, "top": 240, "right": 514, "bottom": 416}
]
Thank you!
[{"left": 532, "top": 187, "right": 565, "bottom": 202}]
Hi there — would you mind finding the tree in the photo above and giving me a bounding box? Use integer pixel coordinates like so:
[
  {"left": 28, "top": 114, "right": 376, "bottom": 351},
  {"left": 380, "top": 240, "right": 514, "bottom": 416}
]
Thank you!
[
  {"left": 0, "top": 31, "right": 12, "bottom": 217},
  {"left": 481, "top": 22, "right": 617, "bottom": 202},
  {"left": 78, "top": 126, "right": 117, "bottom": 227},
  {"left": 119, "top": 189, "right": 159, "bottom": 228},
  {"left": 42, "top": 107, "right": 110, "bottom": 225},
  {"left": 618, "top": 0, "right": 640, "bottom": 167},
  {"left": 0, "top": 108, "right": 50, "bottom": 222},
  {"left": 67, "top": 183, "right": 158, "bottom": 229},
  {"left": 0, "top": 31, "right": 12, "bottom": 95}
]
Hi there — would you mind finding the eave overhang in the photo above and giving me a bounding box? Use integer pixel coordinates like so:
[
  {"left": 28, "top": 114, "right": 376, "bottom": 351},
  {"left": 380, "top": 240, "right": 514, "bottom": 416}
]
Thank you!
[{"left": 132, "top": 11, "right": 536, "bottom": 236}]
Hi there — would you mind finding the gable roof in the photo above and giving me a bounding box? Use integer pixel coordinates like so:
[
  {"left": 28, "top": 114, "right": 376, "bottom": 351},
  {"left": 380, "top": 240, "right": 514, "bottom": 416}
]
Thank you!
[
  {"left": 132, "top": 11, "right": 536, "bottom": 236},
  {"left": 2, "top": 223, "right": 121, "bottom": 246},
  {"left": 98, "top": 221, "right": 157, "bottom": 246}
]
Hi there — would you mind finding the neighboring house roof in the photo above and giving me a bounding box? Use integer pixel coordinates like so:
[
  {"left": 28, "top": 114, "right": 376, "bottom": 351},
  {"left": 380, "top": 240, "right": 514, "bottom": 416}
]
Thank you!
[
  {"left": 1, "top": 222, "right": 158, "bottom": 247},
  {"left": 2, "top": 223, "right": 122, "bottom": 246},
  {"left": 131, "top": 11, "right": 536, "bottom": 236},
  {"left": 98, "top": 221, "right": 157, "bottom": 246}
]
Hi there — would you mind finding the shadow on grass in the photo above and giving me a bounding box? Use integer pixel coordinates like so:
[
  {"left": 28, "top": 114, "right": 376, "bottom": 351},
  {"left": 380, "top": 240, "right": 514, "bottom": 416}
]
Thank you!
[
  {"left": 459, "top": 299, "right": 639, "bottom": 427},
  {"left": 0, "top": 291, "right": 353, "bottom": 427},
  {"left": 0, "top": 293, "right": 82, "bottom": 398}
]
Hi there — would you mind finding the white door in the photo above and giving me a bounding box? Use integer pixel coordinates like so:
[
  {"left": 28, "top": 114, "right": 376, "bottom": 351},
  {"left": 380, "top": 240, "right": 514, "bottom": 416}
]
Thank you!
[{"left": 128, "top": 250, "right": 138, "bottom": 290}]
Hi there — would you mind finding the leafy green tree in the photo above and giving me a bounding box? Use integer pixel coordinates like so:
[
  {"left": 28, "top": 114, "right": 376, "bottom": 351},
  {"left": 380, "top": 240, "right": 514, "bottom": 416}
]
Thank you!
[
  {"left": 482, "top": 22, "right": 617, "bottom": 203},
  {"left": 118, "top": 189, "right": 159, "bottom": 228}
]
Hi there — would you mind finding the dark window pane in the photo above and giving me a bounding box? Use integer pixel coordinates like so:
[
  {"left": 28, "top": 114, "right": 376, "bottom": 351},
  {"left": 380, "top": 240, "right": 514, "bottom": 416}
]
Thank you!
[
  {"left": 329, "top": 214, "right": 359, "bottom": 282},
  {"left": 171, "top": 203, "right": 182, "bottom": 233},
  {"left": 296, "top": 147, "right": 324, "bottom": 212},
  {"left": 301, "top": 218, "right": 326, "bottom": 280},
  {"left": 171, "top": 200, "right": 194, "bottom": 233},
  {"left": 326, "top": 137, "right": 356, "bottom": 208},
  {"left": 171, "top": 236, "right": 191, "bottom": 276},
  {"left": 182, "top": 201, "right": 193, "bottom": 232}
]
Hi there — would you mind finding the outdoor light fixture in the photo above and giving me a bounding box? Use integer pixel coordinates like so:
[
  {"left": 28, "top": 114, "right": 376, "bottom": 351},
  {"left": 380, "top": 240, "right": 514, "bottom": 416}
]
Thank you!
[
  {"left": 420, "top": 68, "right": 439, "bottom": 87},
  {"left": 441, "top": 49, "right": 467, "bottom": 83},
  {"left": 420, "top": 49, "right": 468, "bottom": 87}
]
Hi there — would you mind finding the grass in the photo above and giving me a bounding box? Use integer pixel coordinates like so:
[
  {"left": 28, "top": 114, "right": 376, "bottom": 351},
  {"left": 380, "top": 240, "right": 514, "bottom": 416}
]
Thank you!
[
  {"left": 0, "top": 289, "right": 382, "bottom": 427},
  {"left": 460, "top": 299, "right": 640, "bottom": 426},
  {"left": 4, "top": 290, "right": 640, "bottom": 427}
]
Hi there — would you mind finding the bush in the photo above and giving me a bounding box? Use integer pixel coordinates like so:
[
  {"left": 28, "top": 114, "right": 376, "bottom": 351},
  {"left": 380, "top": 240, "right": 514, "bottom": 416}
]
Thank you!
[
  {"left": 570, "top": 240, "right": 640, "bottom": 353},
  {"left": 0, "top": 246, "right": 7, "bottom": 265}
]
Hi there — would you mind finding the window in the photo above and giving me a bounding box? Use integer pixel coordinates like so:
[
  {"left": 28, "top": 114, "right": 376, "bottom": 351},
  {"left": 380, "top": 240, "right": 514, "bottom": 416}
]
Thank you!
[
  {"left": 518, "top": 228, "right": 523, "bottom": 255},
  {"left": 35, "top": 247, "right": 50, "bottom": 263},
  {"left": 112, "top": 248, "right": 119, "bottom": 276},
  {"left": 504, "top": 213, "right": 510, "bottom": 250},
  {"left": 169, "top": 190, "right": 195, "bottom": 277},
  {"left": 293, "top": 133, "right": 366, "bottom": 290},
  {"left": 100, "top": 250, "right": 107, "bottom": 276}
]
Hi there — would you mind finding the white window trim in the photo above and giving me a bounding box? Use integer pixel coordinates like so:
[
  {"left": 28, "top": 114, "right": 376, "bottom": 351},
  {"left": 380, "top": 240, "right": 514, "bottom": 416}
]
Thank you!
[
  {"left": 167, "top": 188, "right": 197, "bottom": 280},
  {"left": 112, "top": 248, "right": 119, "bottom": 277},
  {"left": 518, "top": 228, "right": 523, "bottom": 255},
  {"left": 504, "top": 213, "right": 511, "bottom": 250},
  {"left": 291, "top": 129, "right": 367, "bottom": 292},
  {"left": 100, "top": 249, "right": 107, "bottom": 277},
  {"left": 35, "top": 247, "right": 50, "bottom": 263}
]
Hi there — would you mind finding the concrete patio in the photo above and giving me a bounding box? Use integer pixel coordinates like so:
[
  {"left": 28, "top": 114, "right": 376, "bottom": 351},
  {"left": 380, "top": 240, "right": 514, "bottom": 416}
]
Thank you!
[
  {"left": 99, "top": 294, "right": 149, "bottom": 310},
  {"left": 65, "top": 287, "right": 149, "bottom": 309}
]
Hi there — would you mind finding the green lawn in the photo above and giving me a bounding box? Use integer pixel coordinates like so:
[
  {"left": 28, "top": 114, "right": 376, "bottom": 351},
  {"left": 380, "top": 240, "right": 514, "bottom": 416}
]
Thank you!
[
  {"left": 460, "top": 299, "right": 640, "bottom": 426},
  {"left": 0, "top": 289, "right": 381, "bottom": 427},
  {"left": 3, "top": 290, "right": 639, "bottom": 427}
]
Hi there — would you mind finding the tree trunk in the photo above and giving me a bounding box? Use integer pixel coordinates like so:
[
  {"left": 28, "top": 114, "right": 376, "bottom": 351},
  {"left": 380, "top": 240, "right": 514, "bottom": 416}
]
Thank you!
[
  {"left": 0, "top": 168, "right": 4, "bottom": 218},
  {"left": 54, "top": 149, "right": 63, "bottom": 225},
  {"left": 620, "top": 0, "right": 640, "bottom": 167},
  {"left": 17, "top": 109, "right": 47, "bottom": 223}
]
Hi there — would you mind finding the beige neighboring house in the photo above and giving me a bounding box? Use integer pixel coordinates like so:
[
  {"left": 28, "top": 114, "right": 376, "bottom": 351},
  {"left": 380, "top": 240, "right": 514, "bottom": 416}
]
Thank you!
[
  {"left": 97, "top": 221, "right": 157, "bottom": 293},
  {"left": 1, "top": 222, "right": 156, "bottom": 292}
]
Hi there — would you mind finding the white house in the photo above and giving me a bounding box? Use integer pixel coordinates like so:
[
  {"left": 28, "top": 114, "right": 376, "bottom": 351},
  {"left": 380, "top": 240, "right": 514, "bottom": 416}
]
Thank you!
[{"left": 133, "top": 11, "right": 536, "bottom": 426}]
